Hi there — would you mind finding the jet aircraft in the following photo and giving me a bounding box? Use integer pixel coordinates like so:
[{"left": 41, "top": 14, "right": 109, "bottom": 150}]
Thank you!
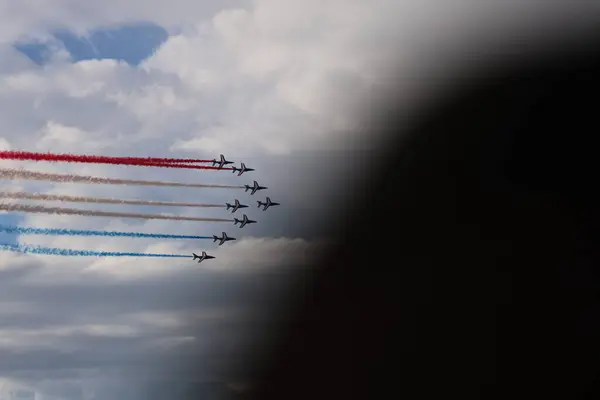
[
  {"left": 231, "top": 162, "right": 255, "bottom": 176},
  {"left": 244, "top": 180, "right": 268, "bottom": 195},
  {"left": 213, "top": 232, "right": 236, "bottom": 246},
  {"left": 192, "top": 251, "right": 215, "bottom": 263},
  {"left": 225, "top": 199, "right": 248, "bottom": 213},
  {"left": 233, "top": 214, "right": 257, "bottom": 228},
  {"left": 211, "top": 154, "right": 234, "bottom": 169},
  {"left": 257, "top": 197, "right": 280, "bottom": 211}
]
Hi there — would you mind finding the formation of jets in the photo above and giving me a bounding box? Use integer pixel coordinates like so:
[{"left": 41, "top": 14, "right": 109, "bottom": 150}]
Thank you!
[{"left": 193, "top": 154, "right": 280, "bottom": 263}]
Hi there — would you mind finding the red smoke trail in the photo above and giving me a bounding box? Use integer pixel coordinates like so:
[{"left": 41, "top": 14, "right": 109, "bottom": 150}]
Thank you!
[
  {"left": 107, "top": 161, "right": 232, "bottom": 171},
  {"left": 0, "top": 150, "right": 212, "bottom": 164},
  {"left": 0, "top": 151, "right": 231, "bottom": 170}
]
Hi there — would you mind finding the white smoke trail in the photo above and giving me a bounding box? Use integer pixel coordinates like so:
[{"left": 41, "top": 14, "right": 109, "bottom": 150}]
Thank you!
[
  {"left": 0, "top": 203, "right": 234, "bottom": 223},
  {"left": 0, "top": 191, "right": 226, "bottom": 208},
  {"left": 0, "top": 168, "right": 244, "bottom": 189}
]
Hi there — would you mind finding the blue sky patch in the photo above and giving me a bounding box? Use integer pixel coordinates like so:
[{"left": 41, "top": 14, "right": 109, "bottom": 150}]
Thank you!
[
  {"left": 0, "top": 214, "right": 23, "bottom": 245},
  {"left": 14, "top": 21, "right": 169, "bottom": 66}
]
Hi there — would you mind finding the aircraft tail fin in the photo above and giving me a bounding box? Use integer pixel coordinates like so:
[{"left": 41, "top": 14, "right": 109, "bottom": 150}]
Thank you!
[{"left": 212, "top": 235, "right": 218, "bottom": 242}]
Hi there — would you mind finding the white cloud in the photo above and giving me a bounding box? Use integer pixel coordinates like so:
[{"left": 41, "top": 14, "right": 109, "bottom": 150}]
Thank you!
[
  {"left": 0, "top": 0, "right": 250, "bottom": 43},
  {"left": 0, "top": 1, "right": 407, "bottom": 158},
  {"left": 35, "top": 121, "right": 111, "bottom": 152},
  {"left": 3, "top": 0, "right": 586, "bottom": 163}
]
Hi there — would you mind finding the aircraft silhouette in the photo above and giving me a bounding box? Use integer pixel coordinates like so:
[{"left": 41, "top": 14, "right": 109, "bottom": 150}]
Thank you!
[
  {"left": 213, "top": 232, "right": 236, "bottom": 246},
  {"left": 257, "top": 197, "right": 280, "bottom": 211},
  {"left": 192, "top": 251, "right": 215, "bottom": 263},
  {"left": 244, "top": 180, "right": 268, "bottom": 195},
  {"left": 225, "top": 199, "right": 248, "bottom": 213},
  {"left": 233, "top": 214, "right": 257, "bottom": 228},
  {"left": 231, "top": 163, "right": 255, "bottom": 176},
  {"left": 211, "top": 154, "right": 234, "bottom": 169}
]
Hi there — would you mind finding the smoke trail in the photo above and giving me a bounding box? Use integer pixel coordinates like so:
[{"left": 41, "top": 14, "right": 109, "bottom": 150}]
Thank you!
[
  {"left": 0, "top": 225, "right": 212, "bottom": 240},
  {"left": 61, "top": 160, "right": 231, "bottom": 171},
  {"left": 0, "top": 168, "right": 245, "bottom": 189},
  {"left": 0, "top": 243, "right": 193, "bottom": 258},
  {"left": 0, "top": 152, "right": 228, "bottom": 170},
  {"left": 0, "top": 150, "right": 211, "bottom": 164},
  {"left": 0, "top": 191, "right": 226, "bottom": 208},
  {"left": 109, "top": 161, "right": 231, "bottom": 171},
  {"left": 0, "top": 203, "right": 234, "bottom": 222},
  {"left": 133, "top": 162, "right": 231, "bottom": 171}
]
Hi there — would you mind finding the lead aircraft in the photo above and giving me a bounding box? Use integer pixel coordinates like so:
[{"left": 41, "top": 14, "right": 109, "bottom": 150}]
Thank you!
[{"left": 211, "top": 154, "right": 234, "bottom": 169}]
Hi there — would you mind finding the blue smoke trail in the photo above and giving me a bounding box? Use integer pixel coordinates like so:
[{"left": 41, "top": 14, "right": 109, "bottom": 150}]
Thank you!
[
  {"left": 0, "top": 243, "right": 193, "bottom": 258},
  {"left": 0, "top": 225, "right": 211, "bottom": 240}
]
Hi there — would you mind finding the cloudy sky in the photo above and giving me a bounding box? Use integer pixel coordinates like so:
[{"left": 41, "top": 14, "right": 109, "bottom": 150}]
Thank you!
[{"left": 0, "top": 0, "right": 597, "bottom": 399}]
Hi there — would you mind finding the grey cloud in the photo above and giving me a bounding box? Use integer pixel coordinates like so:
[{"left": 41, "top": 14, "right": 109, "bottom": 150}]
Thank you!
[
  {"left": 0, "top": 261, "right": 43, "bottom": 282},
  {"left": 0, "top": 247, "right": 306, "bottom": 388}
]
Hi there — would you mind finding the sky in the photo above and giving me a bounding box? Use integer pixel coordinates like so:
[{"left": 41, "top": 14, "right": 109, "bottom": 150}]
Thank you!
[
  {"left": 0, "top": 0, "right": 597, "bottom": 399},
  {"left": 0, "top": 1, "right": 398, "bottom": 398}
]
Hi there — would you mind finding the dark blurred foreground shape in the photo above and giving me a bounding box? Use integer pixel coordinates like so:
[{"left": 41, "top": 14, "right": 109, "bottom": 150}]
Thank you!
[{"left": 238, "top": 27, "right": 600, "bottom": 399}]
